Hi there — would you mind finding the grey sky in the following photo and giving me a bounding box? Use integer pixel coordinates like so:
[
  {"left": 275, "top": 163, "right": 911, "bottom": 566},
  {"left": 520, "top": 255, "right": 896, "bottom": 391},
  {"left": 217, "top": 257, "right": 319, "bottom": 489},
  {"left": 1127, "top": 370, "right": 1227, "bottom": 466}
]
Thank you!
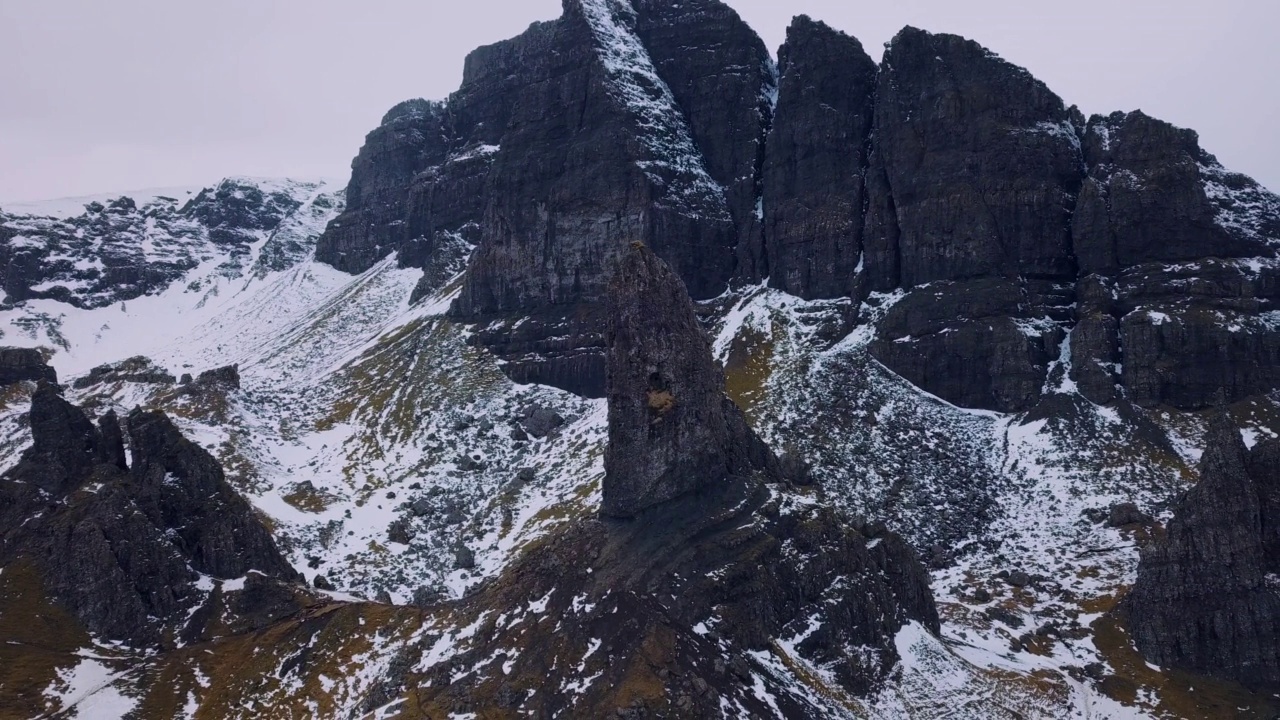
[{"left": 1, "top": 0, "right": 1276, "bottom": 203}]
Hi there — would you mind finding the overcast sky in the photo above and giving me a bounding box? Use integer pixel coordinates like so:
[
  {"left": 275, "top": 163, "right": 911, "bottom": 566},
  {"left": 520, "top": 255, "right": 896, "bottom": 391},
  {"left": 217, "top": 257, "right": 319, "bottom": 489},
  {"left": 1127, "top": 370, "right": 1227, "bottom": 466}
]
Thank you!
[{"left": 1, "top": 0, "right": 1276, "bottom": 203}]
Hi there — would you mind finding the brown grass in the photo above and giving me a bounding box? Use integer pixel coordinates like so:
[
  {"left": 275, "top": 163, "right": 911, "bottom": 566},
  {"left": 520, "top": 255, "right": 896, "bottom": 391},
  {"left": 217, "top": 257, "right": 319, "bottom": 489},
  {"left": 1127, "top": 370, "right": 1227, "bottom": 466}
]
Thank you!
[
  {"left": 723, "top": 325, "right": 775, "bottom": 424},
  {"left": 0, "top": 561, "right": 94, "bottom": 718}
]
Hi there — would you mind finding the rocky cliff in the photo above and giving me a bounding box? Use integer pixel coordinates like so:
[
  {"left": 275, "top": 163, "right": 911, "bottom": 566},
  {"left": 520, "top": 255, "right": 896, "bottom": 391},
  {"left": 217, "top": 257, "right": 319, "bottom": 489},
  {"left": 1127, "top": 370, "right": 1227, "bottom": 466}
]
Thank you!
[
  {"left": 0, "top": 177, "right": 342, "bottom": 311},
  {"left": 316, "top": 2, "right": 1280, "bottom": 413},
  {"left": 0, "top": 346, "right": 56, "bottom": 385},
  {"left": 4, "top": 1, "right": 1280, "bottom": 717}
]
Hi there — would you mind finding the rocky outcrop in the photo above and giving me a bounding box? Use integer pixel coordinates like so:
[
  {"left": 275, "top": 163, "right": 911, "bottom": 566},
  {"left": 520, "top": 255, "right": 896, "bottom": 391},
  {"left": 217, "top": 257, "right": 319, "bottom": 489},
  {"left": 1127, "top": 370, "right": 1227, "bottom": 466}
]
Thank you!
[
  {"left": 602, "top": 243, "right": 779, "bottom": 517},
  {"left": 409, "top": 244, "right": 939, "bottom": 714},
  {"left": 1126, "top": 418, "right": 1280, "bottom": 689},
  {"left": 315, "top": 100, "right": 457, "bottom": 275},
  {"left": 195, "top": 364, "right": 241, "bottom": 389},
  {"left": 447, "top": 0, "right": 771, "bottom": 395},
  {"left": 1073, "top": 111, "right": 1268, "bottom": 273},
  {"left": 0, "top": 346, "right": 56, "bottom": 385},
  {"left": 631, "top": 0, "right": 774, "bottom": 280},
  {"left": 181, "top": 178, "right": 304, "bottom": 249},
  {"left": 8, "top": 383, "right": 104, "bottom": 493},
  {"left": 72, "top": 355, "right": 177, "bottom": 389},
  {"left": 870, "top": 278, "right": 1060, "bottom": 412},
  {"left": 126, "top": 409, "right": 295, "bottom": 580},
  {"left": 315, "top": 0, "right": 774, "bottom": 397},
  {"left": 761, "top": 16, "right": 877, "bottom": 299},
  {"left": 865, "top": 27, "right": 1082, "bottom": 289},
  {"left": 0, "top": 384, "right": 300, "bottom": 646},
  {"left": 1066, "top": 112, "right": 1280, "bottom": 408},
  {"left": 597, "top": 245, "right": 939, "bottom": 691}
]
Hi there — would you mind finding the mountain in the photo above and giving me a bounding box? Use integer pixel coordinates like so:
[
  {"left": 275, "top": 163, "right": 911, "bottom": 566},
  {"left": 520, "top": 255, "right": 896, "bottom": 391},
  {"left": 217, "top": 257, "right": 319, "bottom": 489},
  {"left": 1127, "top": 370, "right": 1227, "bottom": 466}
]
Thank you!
[{"left": 2, "top": 0, "right": 1280, "bottom": 718}]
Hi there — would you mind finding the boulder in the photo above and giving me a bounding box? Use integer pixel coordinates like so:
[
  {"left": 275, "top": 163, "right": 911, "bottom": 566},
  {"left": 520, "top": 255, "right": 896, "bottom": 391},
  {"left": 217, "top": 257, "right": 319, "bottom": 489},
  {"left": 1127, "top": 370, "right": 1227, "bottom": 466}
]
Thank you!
[
  {"left": 0, "top": 347, "right": 56, "bottom": 385},
  {"left": 1106, "top": 502, "right": 1152, "bottom": 528}
]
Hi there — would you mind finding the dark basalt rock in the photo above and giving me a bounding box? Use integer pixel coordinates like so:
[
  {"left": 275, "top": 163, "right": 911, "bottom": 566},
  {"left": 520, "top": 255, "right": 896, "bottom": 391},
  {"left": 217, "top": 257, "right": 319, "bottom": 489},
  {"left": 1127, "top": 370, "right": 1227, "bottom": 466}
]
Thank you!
[
  {"left": 1119, "top": 304, "right": 1280, "bottom": 409},
  {"left": 602, "top": 243, "right": 779, "bottom": 517},
  {"left": 0, "top": 346, "right": 56, "bottom": 385},
  {"left": 859, "top": 27, "right": 1081, "bottom": 411},
  {"left": 316, "top": 100, "right": 454, "bottom": 275},
  {"left": 318, "top": 8, "right": 1280, "bottom": 413},
  {"left": 1126, "top": 418, "right": 1280, "bottom": 689},
  {"left": 0, "top": 387, "right": 300, "bottom": 646},
  {"left": 72, "top": 355, "right": 177, "bottom": 389},
  {"left": 195, "top": 364, "right": 241, "bottom": 389},
  {"left": 1066, "top": 113, "right": 1280, "bottom": 408},
  {"left": 410, "top": 243, "right": 939, "bottom": 714},
  {"left": 630, "top": 0, "right": 774, "bottom": 278},
  {"left": 318, "top": 0, "right": 774, "bottom": 397},
  {"left": 761, "top": 16, "right": 877, "bottom": 299},
  {"left": 9, "top": 383, "right": 103, "bottom": 494},
  {"left": 1069, "top": 276, "right": 1122, "bottom": 405},
  {"left": 864, "top": 26, "right": 1083, "bottom": 291},
  {"left": 126, "top": 409, "right": 296, "bottom": 580},
  {"left": 870, "top": 278, "right": 1059, "bottom": 412},
  {"left": 1073, "top": 111, "right": 1268, "bottom": 273},
  {"left": 181, "top": 179, "right": 304, "bottom": 248}
]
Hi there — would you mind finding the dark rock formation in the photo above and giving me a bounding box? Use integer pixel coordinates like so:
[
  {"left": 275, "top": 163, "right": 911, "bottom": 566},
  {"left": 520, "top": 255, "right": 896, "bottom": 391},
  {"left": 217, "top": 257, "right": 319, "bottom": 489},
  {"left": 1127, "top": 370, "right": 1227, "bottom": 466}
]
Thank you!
[
  {"left": 1066, "top": 111, "right": 1280, "bottom": 409},
  {"left": 865, "top": 26, "right": 1083, "bottom": 290},
  {"left": 1069, "top": 275, "right": 1121, "bottom": 405},
  {"left": 1073, "top": 111, "right": 1268, "bottom": 273},
  {"left": 316, "top": 0, "right": 774, "bottom": 397},
  {"left": 410, "top": 243, "right": 938, "bottom": 714},
  {"left": 1126, "top": 418, "right": 1280, "bottom": 689},
  {"left": 0, "top": 384, "right": 300, "bottom": 646},
  {"left": 8, "top": 383, "right": 103, "bottom": 494},
  {"left": 195, "top": 364, "right": 241, "bottom": 389},
  {"left": 861, "top": 27, "right": 1081, "bottom": 411},
  {"left": 315, "top": 100, "right": 457, "bottom": 275},
  {"left": 72, "top": 356, "right": 176, "bottom": 389},
  {"left": 317, "top": 8, "right": 1280, "bottom": 412},
  {"left": 603, "top": 243, "right": 779, "bottom": 517},
  {"left": 182, "top": 178, "right": 304, "bottom": 249},
  {"left": 869, "top": 277, "right": 1059, "bottom": 412},
  {"left": 126, "top": 409, "right": 295, "bottom": 580},
  {"left": 761, "top": 16, "right": 877, "bottom": 299},
  {"left": 630, "top": 0, "right": 774, "bottom": 280},
  {"left": 0, "top": 346, "right": 56, "bottom": 385}
]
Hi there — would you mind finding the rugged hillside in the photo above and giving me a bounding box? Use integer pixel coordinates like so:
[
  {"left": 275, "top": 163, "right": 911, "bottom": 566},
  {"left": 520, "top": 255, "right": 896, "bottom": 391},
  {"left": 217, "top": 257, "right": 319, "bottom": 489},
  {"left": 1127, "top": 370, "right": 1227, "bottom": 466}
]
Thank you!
[{"left": 3, "top": 0, "right": 1280, "bottom": 718}]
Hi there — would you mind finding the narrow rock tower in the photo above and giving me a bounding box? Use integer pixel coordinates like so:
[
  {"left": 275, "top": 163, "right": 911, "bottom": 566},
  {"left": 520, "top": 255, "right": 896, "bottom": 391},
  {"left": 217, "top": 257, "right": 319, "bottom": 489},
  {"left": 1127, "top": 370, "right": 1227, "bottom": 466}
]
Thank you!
[{"left": 602, "top": 242, "right": 779, "bottom": 517}]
